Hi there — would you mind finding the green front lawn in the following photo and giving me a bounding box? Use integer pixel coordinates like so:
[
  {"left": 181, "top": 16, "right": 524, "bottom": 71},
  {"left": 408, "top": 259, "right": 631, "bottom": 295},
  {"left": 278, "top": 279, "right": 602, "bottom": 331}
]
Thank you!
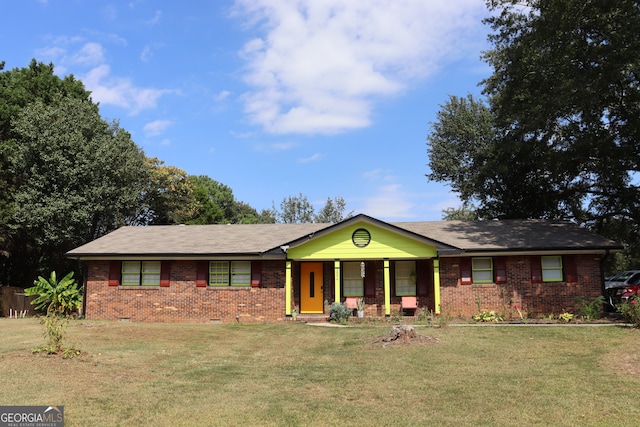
[{"left": 1, "top": 319, "right": 639, "bottom": 426}]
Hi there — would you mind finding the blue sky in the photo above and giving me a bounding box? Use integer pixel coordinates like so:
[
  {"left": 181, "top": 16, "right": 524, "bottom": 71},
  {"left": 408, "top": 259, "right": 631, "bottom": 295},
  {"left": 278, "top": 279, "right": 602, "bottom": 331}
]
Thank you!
[{"left": 2, "top": 0, "right": 491, "bottom": 221}]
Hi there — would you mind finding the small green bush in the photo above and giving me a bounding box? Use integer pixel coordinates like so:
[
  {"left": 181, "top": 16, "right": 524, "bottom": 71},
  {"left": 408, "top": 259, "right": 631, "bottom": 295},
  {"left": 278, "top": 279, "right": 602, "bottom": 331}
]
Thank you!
[
  {"left": 558, "top": 311, "right": 574, "bottom": 323},
  {"left": 472, "top": 310, "right": 504, "bottom": 323},
  {"left": 329, "top": 302, "right": 351, "bottom": 324},
  {"left": 577, "top": 295, "right": 605, "bottom": 321}
]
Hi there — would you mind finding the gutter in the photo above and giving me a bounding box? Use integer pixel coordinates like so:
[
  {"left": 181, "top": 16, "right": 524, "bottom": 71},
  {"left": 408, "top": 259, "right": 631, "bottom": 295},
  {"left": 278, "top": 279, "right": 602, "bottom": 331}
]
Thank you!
[{"left": 600, "top": 249, "right": 610, "bottom": 296}]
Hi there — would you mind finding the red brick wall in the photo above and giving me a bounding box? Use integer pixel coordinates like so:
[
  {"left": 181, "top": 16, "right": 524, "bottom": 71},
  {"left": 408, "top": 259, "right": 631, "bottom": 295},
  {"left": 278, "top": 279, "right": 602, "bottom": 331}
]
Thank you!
[
  {"left": 85, "top": 254, "right": 604, "bottom": 322},
  {"left": 438, "top": 255, "right": 603, "bottom": 318},
  {"left": 85, "top": 260, "right": 287, "bottom": 323}
]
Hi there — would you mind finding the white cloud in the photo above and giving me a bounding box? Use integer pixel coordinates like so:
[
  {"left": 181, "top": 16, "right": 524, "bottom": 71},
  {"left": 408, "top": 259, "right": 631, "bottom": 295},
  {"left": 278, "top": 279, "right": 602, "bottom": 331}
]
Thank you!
[
  {"left": 141, "top": 45, "right": 153, "bottom": 62},
  {"left": 103, "top": 4, "right": 118, "bottom": 21},
  {"left": 215, "top": 90, "right": 231, "bottom": 102},
  {"left": 234, "top": 0, "right": 487, "bottom": 135},
  {"left": 146, "top": 10, "right": 162, "bottom": 25},
  {"left": 355, "top": 168, "right": 461, "bottom": 220},
  {"left": 298, "top": 153, "right": 322, "bottom": 163},
  {"left": 70, "top": 42, "right": 105, "bottom": 66},
  {"left": 82, "top": 64, "right": 174, "bottom": 115},
  {"left": 144, "top": 120, "right": 173, "bottom": 137},
  {"left": 359, "top": 183, "right": 416, "bottom": 219},
  {"left": 34, "top": 36, "right": 173, "bottom": 116}
]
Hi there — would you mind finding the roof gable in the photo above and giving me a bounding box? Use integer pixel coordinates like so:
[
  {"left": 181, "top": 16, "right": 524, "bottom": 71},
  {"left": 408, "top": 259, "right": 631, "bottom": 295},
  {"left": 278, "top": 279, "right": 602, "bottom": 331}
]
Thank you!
[{"left": 287, "top": 218, "right": 439, "bottom": 260}]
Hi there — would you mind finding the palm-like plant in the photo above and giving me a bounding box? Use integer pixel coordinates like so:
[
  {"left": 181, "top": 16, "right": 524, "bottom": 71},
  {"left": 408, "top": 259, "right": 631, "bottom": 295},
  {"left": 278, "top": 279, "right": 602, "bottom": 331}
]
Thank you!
[{"left": 25, "top": 271, "right": 82, "bottom": 316}]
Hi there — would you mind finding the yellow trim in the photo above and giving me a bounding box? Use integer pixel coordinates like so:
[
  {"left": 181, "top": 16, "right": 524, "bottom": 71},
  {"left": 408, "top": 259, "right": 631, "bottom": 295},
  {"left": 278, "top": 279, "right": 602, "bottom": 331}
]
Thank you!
[
  {"left": 285, "top": 261, "right": 292, "bottom": 316},
  {"left": 384, "top": 259, "right": 391, "bottom": 316},
  {"left": 334, "top": 260, "right": 341, "bottom": 302},
  {"left": 287, "top": 222, "right": 437, "bottom": 260},
  {"left": 433, "top": 259, "right": 441, "bottom": 314}
]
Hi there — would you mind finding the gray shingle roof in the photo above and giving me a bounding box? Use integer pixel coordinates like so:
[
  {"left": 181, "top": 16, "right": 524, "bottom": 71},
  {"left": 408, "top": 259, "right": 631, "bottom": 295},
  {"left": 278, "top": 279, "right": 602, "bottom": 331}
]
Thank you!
[
  {"left": 66, "top": 217, "right": 621, "bottom": 259},
  {"left": 66, "top": 223, "right": 328, "bottom": 258},
  {"left": 393, "top": 220, "right": 621, "bottom": 253}
]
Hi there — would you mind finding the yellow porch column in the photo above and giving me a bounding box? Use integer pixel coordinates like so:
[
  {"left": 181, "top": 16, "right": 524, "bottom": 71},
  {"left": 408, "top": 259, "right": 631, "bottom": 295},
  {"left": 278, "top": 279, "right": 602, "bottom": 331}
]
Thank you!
[
  {"left": 433, "top": 259, "right": 441, "bottom": 314},
  {"left": 384, "top": 259, "right": 391, "bottom": 316},
  {"left": 334, "top": 260, "right": 341, "bottom": 301},
  {"left": 285, "top": 260, "right": 292, "bottom": 316}
]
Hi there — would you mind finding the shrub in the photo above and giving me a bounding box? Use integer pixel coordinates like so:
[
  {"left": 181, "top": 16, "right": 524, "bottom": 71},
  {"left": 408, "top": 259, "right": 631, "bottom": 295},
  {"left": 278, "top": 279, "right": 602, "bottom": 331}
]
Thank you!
[
  {"left": 577, "top": 295, "right": 605, "bottom": 321},
  {"left": 329, "top": 302, "right": 351, "bottom": 324},
  {"left": 25, "top": 271, "right": 82, "bottom": 358},
  {"left": 558, "top": 312, "right": 574, "bottom": 323},
  {"left": 618, "top": 296, "right": 640, "bottom": 327},
  {"left": 25, "top": 271, "right": 82, "bottom": 316},
  {"left": 421, "top": 309, "right": 451, "bottom": 328},
  {"left": 472, "top": 310, "right": 504, "bottom": 323}
]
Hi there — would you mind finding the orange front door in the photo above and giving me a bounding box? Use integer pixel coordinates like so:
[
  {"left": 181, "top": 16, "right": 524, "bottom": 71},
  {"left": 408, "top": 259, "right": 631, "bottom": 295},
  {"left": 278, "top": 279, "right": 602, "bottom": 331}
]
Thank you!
[{"left": 300, "top": 262, "right": 324, "bottom": 313}]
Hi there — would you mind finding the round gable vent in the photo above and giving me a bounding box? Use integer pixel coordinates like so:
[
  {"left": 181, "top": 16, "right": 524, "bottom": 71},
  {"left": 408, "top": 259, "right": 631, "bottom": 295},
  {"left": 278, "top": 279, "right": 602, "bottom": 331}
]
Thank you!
[{"left": 352, "top": 228, "right": 371, "bottom": 248}]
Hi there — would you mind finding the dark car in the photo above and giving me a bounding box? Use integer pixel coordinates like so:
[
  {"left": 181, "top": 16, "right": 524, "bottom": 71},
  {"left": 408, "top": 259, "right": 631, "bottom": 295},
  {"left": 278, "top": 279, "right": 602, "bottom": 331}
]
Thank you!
[
  {"left": 606, "top": 271, "right": 640, "bottom": 309},
  {"left": 605, "top": 270, "right": 640, "bottom": 289}
]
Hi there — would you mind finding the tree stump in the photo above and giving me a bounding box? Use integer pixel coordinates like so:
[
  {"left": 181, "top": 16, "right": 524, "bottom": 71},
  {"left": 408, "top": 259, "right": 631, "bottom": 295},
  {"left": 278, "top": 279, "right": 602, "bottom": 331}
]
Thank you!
[{"left": 383, "top": 324, "right": 418, "bottom": 342}]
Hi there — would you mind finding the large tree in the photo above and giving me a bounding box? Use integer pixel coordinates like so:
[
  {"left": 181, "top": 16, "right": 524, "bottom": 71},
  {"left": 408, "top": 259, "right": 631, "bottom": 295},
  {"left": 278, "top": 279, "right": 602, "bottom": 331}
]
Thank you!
[
  {"left": 186, "top": 175, "right": 276, "bottom": 224},
  {"left": 0, "top": 61, "right": 92, "bottom": 270},
  {"left": 427, "top": 0, "right": 640, "bottom": 267},
  {"left": 314, "top": 196, "right": 353, "bottom": 223},
  {"left": 133, "top": 158, "right": 197, "bottom": 225},
  {"left": 276, "top": 193, "right": 315, "bottom": 224},
  {"left": 6, "top": 93, "right": 148, "bottom": 285},
  {"left": 274, "top": 194, "right": 352, "bottom": 224}
]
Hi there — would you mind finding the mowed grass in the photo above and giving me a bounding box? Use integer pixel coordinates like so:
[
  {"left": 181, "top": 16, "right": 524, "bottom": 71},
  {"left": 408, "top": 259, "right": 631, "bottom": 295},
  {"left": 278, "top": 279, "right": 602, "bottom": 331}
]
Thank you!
[{"left": 2, "top": 319, "right": 640, "bottom": 426}]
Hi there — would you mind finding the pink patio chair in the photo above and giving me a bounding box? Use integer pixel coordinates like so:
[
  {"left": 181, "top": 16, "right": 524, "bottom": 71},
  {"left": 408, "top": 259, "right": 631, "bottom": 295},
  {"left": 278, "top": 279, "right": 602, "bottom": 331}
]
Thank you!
[
  {"left": 401, "top": 296, "right": 418, "bottom": 315},
  {"left": 345, "top": 297, "right": 359, "bottom": 309}
]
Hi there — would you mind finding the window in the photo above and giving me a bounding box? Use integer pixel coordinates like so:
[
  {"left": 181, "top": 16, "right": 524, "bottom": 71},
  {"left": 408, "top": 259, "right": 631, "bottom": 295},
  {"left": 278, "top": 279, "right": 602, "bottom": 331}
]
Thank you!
[
  {"left": 231, "top": 261, "right": 251, "bottom": 286},
  {"left": 472, "top": 258, "right": 493, "bottom": 284},
  {"left": 395, "top": 261, "right": 416, "bottom": 296},
  {"left": 121, "top": 261, "right": 161, "bottom": 286},
  {"left": 208, "top": 261, "right": 251, "bottom": 287},
  {"left": 542, "top": 256, "right": 563, "bottom": 282},
  {"left": 343, "top": 262, "right": 363, "bottom": 296}
]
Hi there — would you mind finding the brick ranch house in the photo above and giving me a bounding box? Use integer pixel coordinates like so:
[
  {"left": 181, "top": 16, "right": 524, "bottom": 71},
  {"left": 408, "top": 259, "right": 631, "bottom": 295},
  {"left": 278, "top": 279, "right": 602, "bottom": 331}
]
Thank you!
[{"left": 66, "top": 214, "right": 622, "bottom": 323}]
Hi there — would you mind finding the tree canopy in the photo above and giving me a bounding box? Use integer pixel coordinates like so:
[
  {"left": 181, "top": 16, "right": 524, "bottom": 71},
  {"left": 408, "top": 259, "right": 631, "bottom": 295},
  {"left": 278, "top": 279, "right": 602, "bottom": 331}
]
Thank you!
[
  {"left": 0, "top": 60, "right": 276, "bottom": 286},
  {"left": 8, "top": 93, "right": 148, "bottom": 283},
  {"left": 187, "top": 175, "right": 276, "bottom": 224},
  {"left": 427, "top": 0, "right": 640, "bottom": 268},
  {"left": 274, "top": 194, "right": 352, "bottom": 224}
]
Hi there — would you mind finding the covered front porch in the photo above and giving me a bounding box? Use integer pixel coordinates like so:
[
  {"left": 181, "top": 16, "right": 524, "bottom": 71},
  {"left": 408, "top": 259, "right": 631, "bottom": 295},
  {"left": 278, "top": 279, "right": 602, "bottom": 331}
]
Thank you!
[
  {"left": 284, "top": 259, "right": 441, "bottom": 318},
  {"left": 278, "top": 216, "right": 450, "bottom": 318}
]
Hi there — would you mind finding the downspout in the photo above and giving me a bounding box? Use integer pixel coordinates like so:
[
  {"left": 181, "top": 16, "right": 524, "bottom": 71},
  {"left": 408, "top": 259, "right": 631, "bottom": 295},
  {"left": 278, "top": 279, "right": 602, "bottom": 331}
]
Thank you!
[
  {"left": 600, "top": 249, "right": 610, "bottom": 295},
  {"left": 433, "top": 258, "right": 441, "bottom": 314},
  {"left": 76, "top": 257, "right": 86, "bottom": 318}
]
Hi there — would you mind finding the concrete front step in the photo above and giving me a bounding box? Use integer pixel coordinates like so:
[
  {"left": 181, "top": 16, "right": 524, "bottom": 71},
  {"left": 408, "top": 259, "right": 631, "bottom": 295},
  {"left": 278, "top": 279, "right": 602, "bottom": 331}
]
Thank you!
[{"left": 293, "top": 314, "right": 328, "bottom": 323}]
